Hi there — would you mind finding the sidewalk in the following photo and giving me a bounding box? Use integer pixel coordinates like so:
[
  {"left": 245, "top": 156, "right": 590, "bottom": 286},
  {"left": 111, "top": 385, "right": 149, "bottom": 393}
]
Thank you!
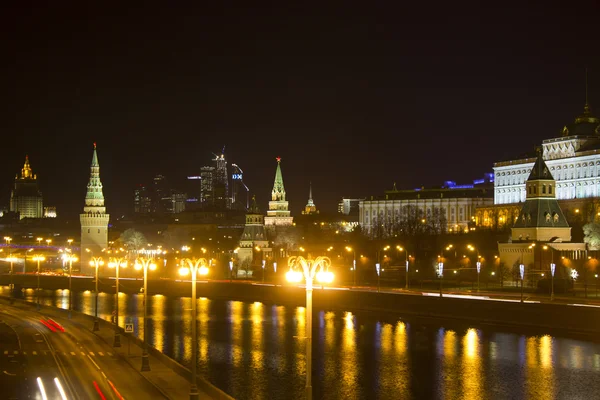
[{"left": 1, "top": 296, "right": 230, "bottom": 400}]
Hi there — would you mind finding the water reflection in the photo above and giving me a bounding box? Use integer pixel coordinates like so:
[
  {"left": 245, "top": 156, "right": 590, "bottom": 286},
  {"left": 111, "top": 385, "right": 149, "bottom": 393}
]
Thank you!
[
  {"left": 461, "top": 328, "right": 482, "bottom": 399},
  {"left": 5, "top": 285, "right": 600, "bottom": 400}
]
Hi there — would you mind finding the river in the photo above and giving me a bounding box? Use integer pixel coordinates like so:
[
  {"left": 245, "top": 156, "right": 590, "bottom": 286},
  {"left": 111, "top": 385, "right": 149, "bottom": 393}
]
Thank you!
[{"left": 7, "top": 286, "right": 600, "bottom": 399}]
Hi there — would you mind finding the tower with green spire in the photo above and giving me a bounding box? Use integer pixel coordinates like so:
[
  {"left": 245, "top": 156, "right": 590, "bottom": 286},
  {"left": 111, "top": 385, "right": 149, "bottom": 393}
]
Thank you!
[
  {"left": 265, "top": 157, "right": 293, "bottom": 226},
  {"left": 80, "top": 143, "right": 109, "bottom": 267}
]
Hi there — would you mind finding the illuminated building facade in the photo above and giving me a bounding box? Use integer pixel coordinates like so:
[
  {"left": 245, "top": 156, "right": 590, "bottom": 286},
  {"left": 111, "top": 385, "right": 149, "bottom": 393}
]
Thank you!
[
  {"left": 238, "top": 196, "right": 271, "bottom": 266},
  {"left": 213, "top": 152, "right": 230, "bottom": 209},
  {"left": 10, "top": 156, "right": 43, "bottom": 219},
  {"left": 302, "top": 182, "right": 318, "bottom": 215},
  {"left": 264, "top": 157, "right": 293, "bottom": 226},
  {"left": 134, "top": 184, "right": 152, "bottom": 213},
  {"left": 498, "top": 150, "right": 585, "bottom": 279},
  {"left": 200, "top": 166, "right": 215, "bottom": 208},
  {"left": 80, "top": 143, "right": 109, "bottom": 267},
  {"left": 360, "top": 176, "right": 493, "bottom": 235},
  {"left": 494, "top": 103, "right": 600, "bottom": 205},
  {"left": 43, "top": 206, "right": 57, "bottom": 218},
  {"left": 338, "top": 198, "right": 363, "bottom": 215}
]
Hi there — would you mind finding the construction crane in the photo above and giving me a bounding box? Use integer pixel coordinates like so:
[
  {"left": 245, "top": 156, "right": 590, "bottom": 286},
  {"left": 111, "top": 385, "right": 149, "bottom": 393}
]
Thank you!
[{"left": 231, "top": 163, "right": 249, "bottom": 209}]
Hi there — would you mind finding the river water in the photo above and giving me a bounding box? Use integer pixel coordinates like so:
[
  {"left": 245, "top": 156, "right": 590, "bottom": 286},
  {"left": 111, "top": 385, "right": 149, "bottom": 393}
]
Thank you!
[{"left": 8, "top": 286, "right": 600, "bottom": 399}]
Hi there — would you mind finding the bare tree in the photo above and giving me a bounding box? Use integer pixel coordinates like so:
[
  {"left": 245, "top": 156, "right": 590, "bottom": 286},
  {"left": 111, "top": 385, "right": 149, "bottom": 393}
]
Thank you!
[{"left": 119, "top": 228, "right": 148, "bottom": 254}]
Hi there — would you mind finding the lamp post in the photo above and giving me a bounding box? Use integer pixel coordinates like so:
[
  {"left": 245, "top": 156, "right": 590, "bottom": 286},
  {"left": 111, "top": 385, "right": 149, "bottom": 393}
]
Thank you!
[
  {"left": 543, "top": 245, "right": 555, "bottom": 301},
  {"left": 179, "top": 257, "right": 209, "bottom": 400},
  {"left": 63, "top": 253, "right": 78, "bottom": 320},
  {"left": 286, "top": 256, "right": 333, "bottom": 400},
  {"left": 4, "top": 237, "right": 14, "bottom": 302},
  {"left": 36, "top": 237, "right": 43, "bottom": 248},
  {"left": 439, "top": 244, "right": 453, "bottom": 297},
  {"left": 345, "top": 246, "right": 356, "bottom": 286},
  {"left": 467, "top": 245, "right": 481, "bottom": 292},
  {"left": 88, "top": 253, "right": 104, "bottom": 329},
  {"left": 33, "top": 255, "right": 45, "bottom": 310},
  {"left": 108, "top": 253, "right": 127, "bottom": 347},
  {"left": 135, "top": 249, "right": 159, "bottom": 371},
  {"left": 229, "top": 260, "right": 234, "bottom": 282},
  {"left": 396, "top": 245, "right": 409, "bottom": 289}
]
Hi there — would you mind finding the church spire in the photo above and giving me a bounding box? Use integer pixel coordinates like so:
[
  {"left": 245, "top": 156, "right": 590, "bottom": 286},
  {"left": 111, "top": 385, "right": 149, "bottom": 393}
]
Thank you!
[
  {"left": 303, "top": 181, "right": 318, "bottom": 215},
  {"left": 272, "top": 157, "right": 286, "bottom": 201},
  {"left": 83, "top": 142, "right": 106, "bottom": 212},
  {"left": 265, "top": 157, "right": 293, "bottom": 226}
]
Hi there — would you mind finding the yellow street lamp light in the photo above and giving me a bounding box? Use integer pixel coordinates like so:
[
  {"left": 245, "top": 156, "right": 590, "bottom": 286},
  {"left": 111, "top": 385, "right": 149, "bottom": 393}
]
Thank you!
[
  {"left": 32, "top": 255, "right": 46, "bottom": 310},
  {"left": 88, "top": 256, "right": 104, "bottom": 329},
  {"left": 60, "top": 253, "right": 78, "bottom": 319},
  {"left": 346, "top": 246, "right": 356, "bottom": 286},
  {"left": 108, "top": 253, "right": 127, "bottom": 347},
  {"left": 178, "top": 256, "right": 209, "bottom": 400},
  {"left": 286, "top": 256, "right": 333, "bottom": 399},
  {"left": 46, "top": 239, "right": 52, "bottom": 246},
  {"left": 135, "top": 249, "right": 160, "bottom": 371}
]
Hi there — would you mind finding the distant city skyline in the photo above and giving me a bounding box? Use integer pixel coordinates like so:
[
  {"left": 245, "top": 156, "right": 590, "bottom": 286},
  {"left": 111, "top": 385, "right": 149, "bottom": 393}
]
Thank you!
[{"left": 1, "top": 3, "right": 599, "bottom": 218}]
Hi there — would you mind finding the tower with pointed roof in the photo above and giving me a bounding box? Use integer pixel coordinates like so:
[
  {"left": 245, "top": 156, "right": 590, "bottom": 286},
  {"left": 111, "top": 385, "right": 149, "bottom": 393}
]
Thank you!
[
  {"left": 511, "top": 148, "right": 571, "bottom": 242},
  {"left": 264, "top": 157, "right": 293, "bottom": 226},
  {"left": 10, "top": 155, "right": 43, "bottom": 219},
  {"left": 302, "top": 182, "right": 318, "bottom": 215},
  {"left": 238, "top": 195, "right": 271, "bottom": 266},
  {"left": 80, "top": 143, "right": 109, "bottom": 267}
]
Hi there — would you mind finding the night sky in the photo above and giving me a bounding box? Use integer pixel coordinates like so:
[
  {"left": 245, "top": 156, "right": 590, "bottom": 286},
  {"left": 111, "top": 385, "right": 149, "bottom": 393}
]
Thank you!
[{"left": 2, "top": 3, "right": 600, "bottom": 219}]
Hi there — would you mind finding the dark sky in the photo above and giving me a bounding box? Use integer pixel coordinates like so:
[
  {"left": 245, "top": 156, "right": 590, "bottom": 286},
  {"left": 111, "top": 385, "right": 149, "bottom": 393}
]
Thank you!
[{"left": 2, "top": 3, "right": 600, "bottom": 218}]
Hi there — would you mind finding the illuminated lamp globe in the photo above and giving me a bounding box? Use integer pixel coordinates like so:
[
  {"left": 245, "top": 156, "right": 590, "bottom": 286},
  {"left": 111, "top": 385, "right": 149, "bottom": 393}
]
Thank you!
[
  {"left": 199, "top": 266, "right": 209, "bottom": 275},
  {"left": 179, "top": 267, "right": 189, "bottom": 276}
]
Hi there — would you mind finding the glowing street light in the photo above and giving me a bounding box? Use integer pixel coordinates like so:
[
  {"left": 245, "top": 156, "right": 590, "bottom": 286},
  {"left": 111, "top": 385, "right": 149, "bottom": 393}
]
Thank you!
[
  {"left": 135, "top": 249, "right": 160, "bottom": 371},
  {"left": 179, "top": 257, "right": 209, "bottom": 400},
  {"left": 467, "top": 244, "right": 481, "bottom": 292},
  {"left": 286, "top": 256, "right": 333, "bottom": 400},
  {"left": 108, "top": 251, "right": 127, "bottom": 347},
  {"left": 396, "top": 245, "right": 409, "bottom": 289},
  {"left": 32, "top": 255, "right": 45, "bottom": 310},
  {"left": 345, "top": 246, "right": 356, "bottom": 286},
  {"left": 4, "top": 236, "right": 15, "bottom": 302},
  {"left": 87, "top": 252, "right": 103, "bottom": 328},
  {"left": 543, "top": 245, "right": 556, "bottom": 301},
  {"left": 63, "top": 252, "right": 78, "bottom": 320}
]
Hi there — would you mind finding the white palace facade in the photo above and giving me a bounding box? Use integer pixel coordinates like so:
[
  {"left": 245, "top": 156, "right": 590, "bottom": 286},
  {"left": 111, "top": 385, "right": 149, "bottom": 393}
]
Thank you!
[{"left": 494, "top": 103, "right": 600, "bottom": 205}]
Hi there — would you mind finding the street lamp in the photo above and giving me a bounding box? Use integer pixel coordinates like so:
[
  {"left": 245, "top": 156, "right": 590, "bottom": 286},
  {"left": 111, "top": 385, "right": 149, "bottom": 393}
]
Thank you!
[
  {"left": 345, "top": 246, "right": 356, "bottom": 286},
  {"left": 32, "top": 255, "right": 45, "bottom": 310},
  {"left": 63, "top": 252, "right": 78, "bottom": 320},
  {"left": 88, "top": 253, "right": 104, "bottom": 329},
  {"left": 135, "top": 249, "right": 159, "bottom": 371},
  {"left": 108, "top": 252, "right": 127, "bottom": 347},
  {"left": 46, "top": 239, "right": 52, "bottom": 247},
  {"left": 543, "top": 245, "right": 555, "bottom": 301},
  {"left": 467, "top": 245, "right": 481, "bottom": 292},
  {"left": 4, "top": 237, "right": 14, "bottom": 302},
  {"left": 396, "top": 245, "right": 409, "bottom": 289},
  {"left": 36, "top": 237, "right": 43, "bottom": 247},
  {"left": 439, "top": 244, "right": 453, "bottom": 297},
  {"left": 286, "top": 256, "right": 333, "bottom": 400},
  {"left": 179, "top": 257, "right": 209, "bottom": 400}
]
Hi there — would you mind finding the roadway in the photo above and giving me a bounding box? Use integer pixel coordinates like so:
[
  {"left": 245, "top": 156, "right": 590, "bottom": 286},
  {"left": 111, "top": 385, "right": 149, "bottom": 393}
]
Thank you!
[{"left": 0, "top": 302, "right": 166, "bottom": 400}]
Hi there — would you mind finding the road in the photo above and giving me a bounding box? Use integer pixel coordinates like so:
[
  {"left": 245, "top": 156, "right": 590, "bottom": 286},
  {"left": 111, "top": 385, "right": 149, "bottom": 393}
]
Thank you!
[{"left": 0, "top": 302, "right": 166, "bottom": 400}]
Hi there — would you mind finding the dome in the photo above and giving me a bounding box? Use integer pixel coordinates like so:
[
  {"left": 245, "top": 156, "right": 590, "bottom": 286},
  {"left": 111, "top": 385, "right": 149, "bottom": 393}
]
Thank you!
[{"left": 561, "top": 103, "right": 600, "bottom": 136}]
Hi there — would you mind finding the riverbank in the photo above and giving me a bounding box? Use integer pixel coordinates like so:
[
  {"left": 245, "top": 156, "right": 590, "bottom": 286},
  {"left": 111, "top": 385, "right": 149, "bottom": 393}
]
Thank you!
[{"left": 3, "top": 274, "right": 600, "bottom": 338}]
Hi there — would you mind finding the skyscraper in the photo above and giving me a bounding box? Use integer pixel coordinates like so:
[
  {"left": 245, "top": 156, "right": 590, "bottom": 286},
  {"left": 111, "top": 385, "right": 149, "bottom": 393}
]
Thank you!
[
  {"left": 265, "top": 157, "right": 293, "bottom": 226},
  {"left": 10, "top": 156, "right": 43, "bottom": 219},
  {"left": 200, "top": 166, "right": 215, "bottom": 208},
  {"left": 213, "top": 152, "right": 229, "bottom": 209},
  {"left": 80, "top": 143, "right": 109, "bottom": 268}
]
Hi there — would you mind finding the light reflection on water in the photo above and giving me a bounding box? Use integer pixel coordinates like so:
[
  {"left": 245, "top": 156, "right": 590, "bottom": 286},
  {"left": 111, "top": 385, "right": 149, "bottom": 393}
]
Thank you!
[{"left": 7, "top": 286, "right": 600, "bottom": 400}]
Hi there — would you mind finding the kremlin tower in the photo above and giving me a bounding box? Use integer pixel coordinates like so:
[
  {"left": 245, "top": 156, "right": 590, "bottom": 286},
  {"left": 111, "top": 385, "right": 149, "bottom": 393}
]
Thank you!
[
  {"left": 80, "top": 143, "right": 109, "bottom": 268},
  {"left": 264, "top": 157, "right": 293, "bottom": 226}
]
